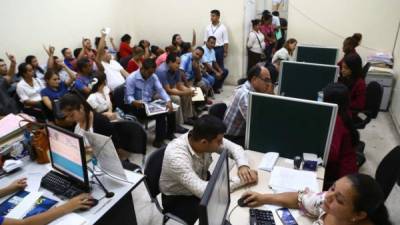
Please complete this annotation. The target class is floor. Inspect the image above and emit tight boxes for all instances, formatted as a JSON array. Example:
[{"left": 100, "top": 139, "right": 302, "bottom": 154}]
[{"left": 128, "top": 85, "right": 400, "bottom": 225}]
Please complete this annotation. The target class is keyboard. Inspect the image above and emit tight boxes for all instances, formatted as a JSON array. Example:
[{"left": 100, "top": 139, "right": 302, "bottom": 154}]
[
  {"left": 41, "top": 171, "right": 85, "bottom": 199},
  {"left": 250, "top": 209, "right": 276, "bottom": 225}
]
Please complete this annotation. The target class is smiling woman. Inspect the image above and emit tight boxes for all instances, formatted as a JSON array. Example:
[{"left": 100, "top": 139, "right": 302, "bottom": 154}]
[{"left": 240, "top": 173, "right": 392, "bottom": 225}]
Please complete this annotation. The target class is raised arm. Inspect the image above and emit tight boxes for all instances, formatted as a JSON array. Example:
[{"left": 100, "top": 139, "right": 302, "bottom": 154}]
[
  {"left": 61, "top": 62, "right": 76, "bottom": 86},
  {"left": 192, "top": 29, "right": 197, "bottom": 47},
  {"left": 109, "top": 37, "right": 118, "bottom": 52},
  {"left": 5, "top": 52, "right": 16, "bottom": 84},
  {"left": 44, "top": 45, "right": 55, "bottom": 69},
  {"left": 94, "top": 30, "right": 107, "bottom": 73}
]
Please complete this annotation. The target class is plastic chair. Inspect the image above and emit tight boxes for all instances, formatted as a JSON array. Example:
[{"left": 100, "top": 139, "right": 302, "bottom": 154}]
[{"left": 375, "top": 146, "right": 400, "bottom": 201}]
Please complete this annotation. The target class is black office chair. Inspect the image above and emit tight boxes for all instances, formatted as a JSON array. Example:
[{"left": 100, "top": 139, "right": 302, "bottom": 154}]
[
  {"left": 361, "top": 62, "right": 371, "bottom": 80},
  {"left": 143, "top": 147, "right": 188, "bottom": 225},
  {"left": 354, "top": 81, "right": 383, "bottom": 129},
  {"left": 237, "top": 78, "right": 247, "bottom": 85},
  {"left": 375, "top": 146, "right": 400, "bottom": 201},
  {"left": 208, "top": 103, "right": 227, "bottom": 121}
]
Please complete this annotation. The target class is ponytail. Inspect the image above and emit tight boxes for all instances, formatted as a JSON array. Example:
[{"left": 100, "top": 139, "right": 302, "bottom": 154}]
[{"left": 369, "top": 204, "right": 392, "bottom": 225}]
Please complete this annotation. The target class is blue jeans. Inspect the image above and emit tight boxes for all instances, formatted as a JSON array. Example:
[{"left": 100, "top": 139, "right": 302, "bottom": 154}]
[
  {"left": 202, "top": 73, "right": 215, "bottom": 87},
  {"left": 210, "top": 68, "right": 229, "bottom": 91},
  {"left": 214, "top": 46, "right": 225, "bottom": 69}
]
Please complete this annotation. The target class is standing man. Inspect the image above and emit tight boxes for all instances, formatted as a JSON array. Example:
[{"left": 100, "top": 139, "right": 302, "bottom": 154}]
[{"left": 204, "top": 9, "right": 229, "bottom": 70}]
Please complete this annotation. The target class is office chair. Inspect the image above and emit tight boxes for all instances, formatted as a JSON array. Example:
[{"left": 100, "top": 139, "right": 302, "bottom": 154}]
[
  {"left": 375, "top": 145, "right": 400, "bottom": 201},
  {"left": 361, "top": 62, "right": 371, "bottom": 80},
  {"left": 208, "top": 103, "right": 227, "bottom": 121},
  {"left": 143, "top": 147, "right": 188, "bottom": 225},
  {"left": 354, "top": 81, "right": 383, "bottom": 129}
]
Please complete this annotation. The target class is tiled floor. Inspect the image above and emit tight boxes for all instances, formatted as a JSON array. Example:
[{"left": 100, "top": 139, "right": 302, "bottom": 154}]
[{"left": 129, "top": 85, "right": 400, "bottom": 225}]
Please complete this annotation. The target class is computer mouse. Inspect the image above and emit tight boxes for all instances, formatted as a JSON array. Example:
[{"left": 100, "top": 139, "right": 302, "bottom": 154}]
[
  {"left": 237, "top": 197, "right": 248, "bottom": 207},
  {"left": 78, "top": 198, "right": 99, "bottom": 212}
]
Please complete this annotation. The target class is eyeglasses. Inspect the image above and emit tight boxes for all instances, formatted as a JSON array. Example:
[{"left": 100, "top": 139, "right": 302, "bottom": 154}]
[{"left": 257, "top": 76, "right": 272, "bottom": 84}]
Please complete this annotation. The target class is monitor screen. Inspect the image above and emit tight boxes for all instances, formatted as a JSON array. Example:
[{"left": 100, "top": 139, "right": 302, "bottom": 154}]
[
  {"left": 199, "top": 149, "right": 230, "bottom": 225},
  {"left": 47, "top": 125, "right": 88, "bottom": 185},
  {"left": 296, "top": 45, "right": 338, "bottom": 65}
]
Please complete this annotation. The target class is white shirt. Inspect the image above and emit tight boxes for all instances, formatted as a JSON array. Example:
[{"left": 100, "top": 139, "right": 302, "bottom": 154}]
[
  {"left": 247, "top": 30, "right": 266, "bottom": 54},
  {"left": 16, "top": 78, "right": 44, "bottom": 102},
  {"left": 58, "top": 69, "right": 75, "bottom": 82},
  {"left": 204, "top": 23, "right": 229, "bottom": 47},
  {"left": 87, "top": 86, "right": 112, "bottom": 113},
  {"left": 272, "top": 15, "right": 281, "bottom": 27},
  {"left": 159, "top": 133, "right": 249, "bottom": 198},
  {"left": 272, "top": 47, "right": 294, "bottom": 64},
  {"left": 74, "top": 123, "right": 93, "bottom": 148},
  {"left": 101, "top": 60, "right": 125, "bottom": 91}
]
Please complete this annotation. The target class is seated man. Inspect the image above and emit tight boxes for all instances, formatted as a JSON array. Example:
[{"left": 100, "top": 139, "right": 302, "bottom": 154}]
[
  {"left": 224, "top": 65, "right": 274, "bottom": 147},
  {"left": 160, "top": 115, "right": 258, "bottom": 224},
  {"left": 61, "top": 48, "right": 75, "bottom": 70},
  {"left": 125, "top": 58, "right": 176, "bottom": 148},
  {"left": 156, "top": 53, "right": 196, "bottom": 128},
  {"left": 202, "top": 36, "right": 229, "bottom": 93}
]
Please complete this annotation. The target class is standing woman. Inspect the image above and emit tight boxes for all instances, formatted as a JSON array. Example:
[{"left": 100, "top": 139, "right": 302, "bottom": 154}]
[
  {"left": 337, "top": 33, "right": 362, "bottom": 71},
  {"left": 171, "top": 30, "right": 196, "bottom": 56},
  {"left": 247, "top": 19, "right": 265, "bottom": 71},
  {"left": 271, "top": 38, "right": 297, "bottom": 64},
  {"left": 260, "top": 14, "right": 275, "bottom": 63}
]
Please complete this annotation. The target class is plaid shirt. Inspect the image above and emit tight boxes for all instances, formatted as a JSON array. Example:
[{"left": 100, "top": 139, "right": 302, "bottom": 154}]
[{"left": 224, "top": 81, "right": 254, "bottom": 137}]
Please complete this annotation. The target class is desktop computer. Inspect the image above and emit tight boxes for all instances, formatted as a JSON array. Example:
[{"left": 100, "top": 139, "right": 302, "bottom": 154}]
[
  {"left": 41, "top": 124, "right": 90, "bottom": 198},
  {"left": 199, "top": 149, "right": 231, "bottom": 225}
]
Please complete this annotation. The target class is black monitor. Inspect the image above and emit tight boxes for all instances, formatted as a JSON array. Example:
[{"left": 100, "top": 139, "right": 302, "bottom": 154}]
[
  {"left": 199, "top": 149, "right": 230, "bottom": 225},
  {"left": 296, "top": 45, "right": 338, "bottom": 65},
  {"left": 46, "top": 124, "right": 90, "bottom": 192}
]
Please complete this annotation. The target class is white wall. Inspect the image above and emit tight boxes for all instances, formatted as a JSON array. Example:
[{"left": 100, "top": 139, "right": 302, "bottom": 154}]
[
  {"left": 390, "top": 27, "right": 400, "bottom": 132},
  {"left": 0, "top": 0, "right": 132, "bottom": 64},
  {"left": 128, "top": 0, "right": 245, "bottom": 84}
]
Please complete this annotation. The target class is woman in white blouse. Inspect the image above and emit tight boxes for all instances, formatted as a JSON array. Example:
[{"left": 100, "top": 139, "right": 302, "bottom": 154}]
[
  {"left": 16, "top": 62, "right": 46, "bottom": 121},
  {"left": 247, "top": 19, "right": 266, "bottom": 71},
  {"left": 272, "top": 38, "right": 297, "bottom": 64},
  {"left": 86, "top": 73, "right": 117, "bottom": 120}
]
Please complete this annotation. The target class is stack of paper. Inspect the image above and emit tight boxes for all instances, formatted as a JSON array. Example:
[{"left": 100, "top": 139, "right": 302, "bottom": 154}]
[
  {"left": 269, "top": 166, "right": 319, "bottom": 192},
  {"left": 0, "top": 114, "right": 28, "bottom": 142}
]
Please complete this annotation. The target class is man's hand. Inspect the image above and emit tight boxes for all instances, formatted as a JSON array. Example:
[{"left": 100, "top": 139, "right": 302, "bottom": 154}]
[
  {"left": 238, "top": 166, "right": 258, "bottom": 185},
  {"left": 224, "top": 51, "right": 228, "bottom": 58},
  {"left": 132, "top": 100, "right": 144, "bottom": 109},
  {"left": 5, "top": 52, "right": 16, "bottom": 63},
  {"left": 109, "top": 37, "right": 114, "bottom": 43},
  {"left": 7, "top": 178, "right": 27, "bottom": 192},
  {"left": 166, "top": 101, "right": 173, "bottom": 112},
  {"left": 215, "top": 71, "right": 223, "bottom": 80}
]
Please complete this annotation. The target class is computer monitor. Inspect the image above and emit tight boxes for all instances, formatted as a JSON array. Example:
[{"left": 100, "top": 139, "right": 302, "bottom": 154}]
[
  {"left": 295, "top": 45, "right": 339, "bottom": 65},
  {"left": 46, "top": 124, "right": 90, "bottom": 191},
  {"left": 199, "top": 149, "right": 230, "bottom": 225},
  {"left": 246, "top": 93, "right": 338, "bottom": 166}
]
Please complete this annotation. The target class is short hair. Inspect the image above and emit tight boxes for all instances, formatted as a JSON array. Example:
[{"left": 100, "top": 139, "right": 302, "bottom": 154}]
[
  {"left": 191, "top": 115, "right": 226, "bottom": 141},
  {"left": 25, "top": 55, "right": 36, "bottom": 64},
  {"left": 210, "top": 9, "right": 220, "bottom": 16},
  {"left": 150, "top": 45, "right": 160, "bottom": 55},
  {"left": 262, "top": 13, "right": 273, "bottom": 21},
  {"left": 73, "top": 48, "right": 82, "bottom": 58},
  {"left": 195, "top": 46, "right": 205, "bottom": 54},
  {"left": 121, "top": 34, "right": 131, "bottom": 42},
  {"left": 251, "top": 19, "right": 261, "bottom": 26},
  {"left": 142, "top": 58, "right": 156, "bottom": 70},
  {"left": 207, "top": 36, "right": 216, "bottom": 42},
  {"left": 61, "top": 48, "right": 69, "bottom": 56},
  {"left": 17, "top": 63, "right": 30, "bottom": 77},
  {"left": 76, "top": 57, "right": 91, "bottom": 72},
  {"left": 272, "top": 11, "right": 279, "bottom": 16},
  {"left": 166, "top": 53, "right": 179, "bottom": 64},
  {"left": 247, "top": 65, "right": 262, "bottom": 81},
  {"left": 181, "top": 42, "right": 192, "bottom": 54}
]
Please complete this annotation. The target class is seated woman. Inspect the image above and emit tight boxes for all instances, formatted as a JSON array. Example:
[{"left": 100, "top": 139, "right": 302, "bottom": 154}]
[
  {"left": 126, "top": 47, "right": 144, "bottom": 73},
  {"left": 271, "top": 38, "right": 297, "bottom": 64},
  {"left": 338, "top": 53, "right": 366, "bottom": 117},
  {"left": 16, "top": 63, "right": 46, "bottom": 122},
  {"left": 86, "top": 73, "right": 117, "bottom": 120},
  {"left": 171, "top": 31, "right": 196, "bottom": 56},
  {"left": 25, "top": 55, "right": 46, "bottom": 83},
  {"left": 0, "top": 178, "right": 93, "bottom": 225},
  {"left": 119, "top": 34, "right": 133, "bottom": 59},
  {"left": 241, "top": 173, "right": 392, "bottom": 225},
  {"left": 323, "top": 83, "right": 359, "bottom": 188}
]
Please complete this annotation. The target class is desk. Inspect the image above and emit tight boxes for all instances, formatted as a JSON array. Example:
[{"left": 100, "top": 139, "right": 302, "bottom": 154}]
[
  {"left": 0, "top": 157, "right": 145, "bottom": 225},
  {"left": 227, "top": 150, "right": 324, "bottom": 225}
]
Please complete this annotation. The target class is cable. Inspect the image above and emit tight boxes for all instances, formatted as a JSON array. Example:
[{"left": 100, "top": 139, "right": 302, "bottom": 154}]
[{"left": 227, "top": 204, "right": 239, "bottom": 222}]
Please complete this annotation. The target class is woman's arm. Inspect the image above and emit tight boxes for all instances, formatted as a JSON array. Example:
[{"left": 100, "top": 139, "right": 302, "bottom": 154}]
[
  {"left": 42, "top": 96, "right": 52, "bottom": 111},
  {"left": 241, "top": 191, "right": 299, "bottom": 208}
]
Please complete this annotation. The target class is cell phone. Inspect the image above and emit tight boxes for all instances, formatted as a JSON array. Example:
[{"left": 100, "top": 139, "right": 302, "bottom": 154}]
[{"left": 276, "top": 208, "right": 298, "bottom": 225}]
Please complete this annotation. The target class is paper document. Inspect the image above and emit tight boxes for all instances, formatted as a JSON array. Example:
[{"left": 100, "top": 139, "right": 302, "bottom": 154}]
[
  {"left": 6, "top": 191, "right": 42, "bottom": 219},
  {"left": 0, "top": 114, "right": 28, "bottom": 141},
  {"left": 49, "top": 213, "right": 88, "bottom": 225},
  {"left": 144, "top": 100, "right": 179, "bottom": 116},
  {"left": 191, "top": 87, "right": 205, "bottom": 102},
  {"left": 26, "top": 172, "right": 44, "bottom": 192},
  {"left": 269, "top": 166, "right": 319, "bottom": 192}
]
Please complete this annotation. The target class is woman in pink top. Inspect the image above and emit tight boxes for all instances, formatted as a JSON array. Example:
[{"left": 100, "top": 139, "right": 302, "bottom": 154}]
[
  {"left": 260, "top": 13, "right": 275, "bottom": 62},
  {"left": 155, "top": 45, "right": 178, "bottom": 67}
]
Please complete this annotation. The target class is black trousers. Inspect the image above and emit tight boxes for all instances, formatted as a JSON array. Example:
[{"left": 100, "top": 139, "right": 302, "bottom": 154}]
[
  {"left": 162, "top": 194, "right": 200, "bottom": 225},
  {"left": 247, "top": 50, "right": 262, "bottom": 72}
]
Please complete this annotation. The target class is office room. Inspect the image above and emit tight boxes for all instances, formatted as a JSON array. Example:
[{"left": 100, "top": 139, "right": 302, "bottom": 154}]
[{"left": 0, "top": 0, "right": 399, "bottom": 224}]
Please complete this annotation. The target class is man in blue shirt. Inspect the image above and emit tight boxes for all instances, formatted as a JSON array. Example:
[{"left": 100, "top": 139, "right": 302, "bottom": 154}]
[
  {"left": 157, "top": 53, "right": 196, "bottom": 127},
  {"left": 202, "top": 36, "right": 229, "bottom": 94},
  {"left": 125, "top": 58, "right": 176, "bottom": 147}
]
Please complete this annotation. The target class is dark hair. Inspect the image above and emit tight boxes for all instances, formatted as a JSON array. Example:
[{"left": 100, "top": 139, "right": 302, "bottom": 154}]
[
  {"left": 251, "top": 19, "right": 261, "bottom": 27},
  {"left": 262, "top": 13, "right": 273, "bottom": 22},
  {"left": 272, "top": 11, "right": 279, "bottom": 16},
  {"left": 247, "top": 65, "right": 262, "bottom": 81},
  {"left": 181, "top": 42, "right": 192, "bottom": 54},
  {"left": 262, "top": 10, "right": 271, "bottom": 17},
  {"left": 352, "top": 33, "right": 362, "bottom": 47},
  {"left": 172, "top": 34, "right": 181, "bottom": 46},
  {"left": 25, "top": 55, "right": 44, "bottom": 74},
  {"left": 165, "top": 45, "right": 178, "bottom": 53},
  {"left": 59, "top": 93, "right": 92, "bottom": 130},
  {"left": 74, "top": 48, "right": 82, "bottom": 58},
  {"left": 346, "top": 174, "right": 392, "bottom": 225},
  {"left": 138, "top": 40, "right": 149, "bottom": 49},
  {"left": 90, "top": 73, "right": 106, "bottom": 93},
  {"left": 17, "top": 63, "right": 31, "bottom": 78},
  {"left": 142, "top": 58, "right": 156, "bottom": 70},
  {"left": 150, "top": 45, "right": 160, "bottom": 55},
  {"left": 121, "top": 34, "right": 131, "bottom": 43},
  {"left": 94, "top": 37, "right": 101, "bottom": 49},
  {"left": 76, "top": 57, "right": 91, "bottom": 72},
  {"left": 191, "top": 115, "right": 226, "bottom": 141},
  {"left": 195, "top": 46, "right": 205, "bottom": 54},
  {"left": 61, "top": 48, "right": 69, "bottom": 56},
  {"left": 343, "top": 37, "right": 358, "bottom": 54},
  {"left": 166, "top": 53, "right": 179, "bottom": 64},
  {"left": 210, "top": 9, "right": 220, "bottom": 16},
  {"left": 207, "top": 36, "right": 216, "bottom": 42},
  {"left": 323, "top": 83, "right": 359, "bottom": 146},
  {"left": 341, "top": 53, "right": 363, "bottom": 89},
  {"left": 44, "top": 69, "right": 58, "bottom": 82},
  {"left": 283, "top": 38, "right": 298, "bottom": 55}
]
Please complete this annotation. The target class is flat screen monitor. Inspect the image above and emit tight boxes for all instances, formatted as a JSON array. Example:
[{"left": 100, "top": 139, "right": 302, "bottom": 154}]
[
  {"left": 46, "top": 124, "right": 89, "bottom": 191},
  {"left": 246, "top": 93, "right": 338, "bottom": 166},
  {"left": 199, "top": 149, "right": 230, "bottom": 225},
  {"left": 295, "top": 45, "right": 338, "bottom": 65}
]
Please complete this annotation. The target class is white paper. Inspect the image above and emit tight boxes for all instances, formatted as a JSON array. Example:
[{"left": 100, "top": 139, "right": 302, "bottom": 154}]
[
  {"left": 26, "top": 172, "right": 43, "bottom": 192},
  {"left": 49, "top": 213, "right": 88, "bottom": 225},
  {"left": 303, "top": 153, "right": 318, "bottom": 161},
  {"left": 6, "top": 191, "right": 42, "bottom": 219},
  {"left": 191, "top": 87, "right": 205, "bottom": 101},
  {"left": 269, "top": 166, "right": 319, "bottom": 193}
]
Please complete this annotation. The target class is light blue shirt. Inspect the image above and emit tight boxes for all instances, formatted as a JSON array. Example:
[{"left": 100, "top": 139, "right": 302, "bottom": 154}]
[
  {"left": 124, "top": 70, "right": 170, "bottom": 104},
  {"left": 202, "top": 45, "right": 216, "bottom": 66},
  {"left": 180, "top": 52, "right": 194, "bottom": 80}
]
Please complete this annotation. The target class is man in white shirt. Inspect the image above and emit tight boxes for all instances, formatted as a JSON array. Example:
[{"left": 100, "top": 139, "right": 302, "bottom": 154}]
[
  {"left": 160, "top": 115, "right": 258, "bottom": 224},
  {"left": 101, "top": 47, "right": 129, "bottom": 92},
  {"left": 204, "top": 9, "right": 229, "bottom": 69}
]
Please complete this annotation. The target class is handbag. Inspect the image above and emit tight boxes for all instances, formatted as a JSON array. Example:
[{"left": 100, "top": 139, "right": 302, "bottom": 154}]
[
  {"left": 252, "top": 31, "right": 267, "bottom": 60},
  {"left": 20, "top": 119, "right": 50, "bottom": 164}
]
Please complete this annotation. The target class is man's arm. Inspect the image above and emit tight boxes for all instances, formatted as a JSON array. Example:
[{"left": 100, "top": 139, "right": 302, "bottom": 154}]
[
  {"left": 222, "top": 25, "right": 229, "bottom": 57},
  {"left": 120, "top": 69, "right": 130, "bottom": 78},
  {"left": 44, "top": 45, "right": 55, "bottom": 69},
  {"left": 95, "top": 30, "right": 107, "bottom": 73},
  {"left": 5, "top": 53, "right": 16, "bottom": 84},
  {"left": 192, "top": 29, "right": 197, "bottom": 47}
]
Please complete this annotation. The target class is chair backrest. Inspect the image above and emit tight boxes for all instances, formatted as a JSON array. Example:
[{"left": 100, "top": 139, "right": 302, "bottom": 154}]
[
  {"left": 112, "top": 120, "right": 147, "bottom": 155},
  {"left": 208, "top": 103, "right": 227, "bottom": 121},
  {"left": 375, "top": 146, "right": 400, "bottom": 201},
  {"left": 361, "top": 62, "right": 371, "bottom": 79},
  {"left": 144, "top": 146, "right": 166, "bottom": 198},
  {"left": 365, "top": 81, "right": 383, "bottom": 118},
  {"left": 111, "top": 84, "right": 126, "bottom": 111}
]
